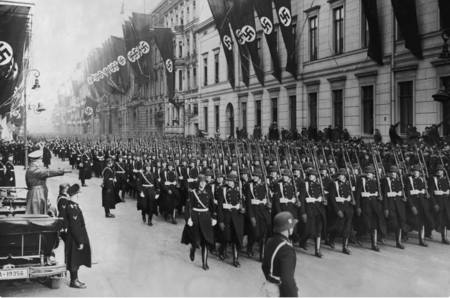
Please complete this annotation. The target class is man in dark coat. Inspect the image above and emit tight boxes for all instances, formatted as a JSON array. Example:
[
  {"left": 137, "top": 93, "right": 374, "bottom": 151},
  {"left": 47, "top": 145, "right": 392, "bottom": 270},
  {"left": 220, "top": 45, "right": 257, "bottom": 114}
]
[
  {"left": 43, "top": 145, "right": 51, "bottom": 168},
  {"left": 78, "top": 148, "right": 92, "bottom": 187},
  {"left": 4, "top": 153, "right": 15, "bottom": 187},
  {"left": 160, "top": 162, "right": 181, "bottom": 224},
  {"left": 261, "top": 212, "right": 298, "bottom": 297},
  {"left": 102, "top": 158, "right": 121, "bottom": 218},
  {"left": 137, "top": 163, "right": 160, "bottom": 226},
  {"left": 389, "top": 121, "right": 402, "bottom": 145},
  {"left": 57, "top": 183, "right": 91, "bottom": 289},
  {"left": 181, "top": 174, "right": 216, "bottom": 270}
]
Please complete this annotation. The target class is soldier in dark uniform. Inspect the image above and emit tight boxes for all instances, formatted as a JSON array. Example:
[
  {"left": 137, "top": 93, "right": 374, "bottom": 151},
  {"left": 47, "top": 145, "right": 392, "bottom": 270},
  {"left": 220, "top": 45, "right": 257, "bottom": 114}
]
[
  {"left": 4, "top": 153, "right": 15, "bottom": 187},
  {"left": 405, "top": 164, "right": 437, "bottom": 247},
  {"left": 181, "top": 174, "right": 216, "bottom": 270},
  {"left": 354, "top": 166, "right": 387, "bottom": 252},
  {"left": 327, "top": 168, "right": 355, "bottom": 255},
  {"left": 137, "top": 163, "right": 160, "bottom": 226},
  {"left": 102, "top": 158, "right": 120, "bottom": 218},
  {"left": 0, "top": 153, "right": 5, "bottom": 187},
  {"left": 246, "top": 168, "right": 272, "bottom": 261},
  {"left": 57, "top": 183, "right": 91, "bottom": 289},
  {"left": 429, "top": 164, "right": 450, "bottom": 244},
  {"left": 78, "top": 148, "right": 92, "bottom": 187},
  {"left": 161, "top": 162, "right": 180, "bottom": 224},
  {"left": 382, "top": 165, "right": 410, "bottom": 249},
  {"left": 115, "top": 155, "right": 129, "bottom": 201},
  {"left": 43, "top": 145, "right": 51, "bottom": 168},
  {"left": 261, "top": 212, "right": 298, "bottom": 297},
  {"left": 298, "top": 169, "right": 327, "bottom": 258},
  {"left": 217, "top": 174, "right": 245, "bottom": 267}
]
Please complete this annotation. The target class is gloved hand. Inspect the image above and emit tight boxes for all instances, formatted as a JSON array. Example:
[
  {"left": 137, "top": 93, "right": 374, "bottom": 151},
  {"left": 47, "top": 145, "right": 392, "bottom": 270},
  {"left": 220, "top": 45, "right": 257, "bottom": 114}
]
[
  {"left": 384, "top": 210, "right": 389, "bottom": 218},
  {"left": 250, "top": 217, "right": 256, "bottom": 227},
  {"left": 155, "top": 195, "right": 160, "bottom": 199},
  {"left": 107, "top": 189, "right": 111, "bottom": 194},
  {"left": 140, "top": 192, "right": 145, "bottom": 198},
  {"left": 356, "top": 208, "right": 361, "bottom": 216},
  {"left": 411, "top": 207, "right": 418, "bottom": 215},
  {"left": 219, "top": 222, "right": 225, "bottom": 231},
  {"left": 239, "top": 208, "right": 246, "bottom": 215},
  {"left": 78, "top": 244, "right": 84, "bottom": 250},
  {"left": 301, "top": 214, "right": 307, "bottom": 223},
  {"left": 211, "top": 219, "right": 217, "bottom": 226},
  {"left": 337, "top": 211, "right": 344, "bottom": 218},
  {"left": 168, "top": 190, "right": 172, "bottom": 195},
  {"left": 322, "top": 200, "right": 328, "bottom": 206},
  {"left": 434, "top": 204, "right": 440, "bottom": 212},
  {"left": 187, "top": 217, "right": 193, "bottom": 227}
]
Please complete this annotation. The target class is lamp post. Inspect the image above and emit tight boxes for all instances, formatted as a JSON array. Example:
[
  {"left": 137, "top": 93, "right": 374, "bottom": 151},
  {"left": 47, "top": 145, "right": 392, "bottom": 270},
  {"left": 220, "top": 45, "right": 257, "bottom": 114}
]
[{"left": 23, "top": 69, "right": 41, "bottom": 169}]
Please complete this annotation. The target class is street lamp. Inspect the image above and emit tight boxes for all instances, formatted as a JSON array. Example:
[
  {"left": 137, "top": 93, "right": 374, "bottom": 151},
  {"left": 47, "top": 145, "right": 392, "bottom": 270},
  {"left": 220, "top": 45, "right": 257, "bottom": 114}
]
[
  {"left": 438, "top": 29, "right": 450, "bottom": 59},
  {"left": 23, "top": 69, "right": 41, "bottom": 169}
]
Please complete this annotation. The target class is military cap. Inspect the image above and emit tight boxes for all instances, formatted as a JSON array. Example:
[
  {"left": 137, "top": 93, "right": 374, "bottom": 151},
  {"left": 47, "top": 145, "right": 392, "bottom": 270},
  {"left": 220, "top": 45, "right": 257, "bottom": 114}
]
[
  {"left": 281, "top": 169, "right": 292, "bottom": 176},
  {"left": 216, "top": 171, "right": 224, "bottom": 178},
  {"left": 204, "top": 169, "right": 213, "bottom": 176},
  {"left": 59, "top": 183, "right": 70, "bottom": 192},
  {"left": 198, "top": 174, "right": 206, "bottom": 182},
  {"left": 68, "top": 184, "right": 81, "bottom": 196},
  {"left": 253, "top": 168, "right": 263, "bottom": 178},
  {"left": 189, "top": 158, "right": 196, "bottom": 164},
  {"left": 28, "top": 150, "right": 42, "bottom": 160},
  {"left": 411, "top": 164, "right": 421, "bottom": 172},
  {"left": 308, "top": 169, "right": 318, "bottom": 176},
  {"left": 144, "top": 162, "right": 151, "bottom": 167},
  {"left": 230, "top": 165, "right": 238, "bottom": 171},
  {"left": 7, "top": 152, "right": 13, "bottom": 158},
  {"left": 240, "top": 168, "right": 249, "bottom": 174},
  {"left": 292, "top": 164, "right": 302, "bottom": 171},
  {"left": 167, "top": 161, "right": 174, "bottom": 167},
  {"left": 319, "top": 164, "right": 329, "bottom": 171},
  {"left": 226, "top": 173, "right": 237, "bottom": 181},
  {"left": 338, "top": 168, "right": 348, "bottom": 176},
  {"left": 304, "top": 162, "right": 314, "bottom": 169},
  {"left": 389, "top": 165, "right": 398, "bottom": 172},
  {"left": 436, "top": 164, "right": 445, "bottom": 171},
  {"left": 280, "top": 164, "right": 288, "bottom": 170},
  {"left": 273, "top": 211, "right": 298, "bottom": 233},
  {"left": 269, "top": 165, "right": 278, "bottom": 173},
  {"left": 352, "top": 163, "right": 360, "bottom": 169},
  {"left": 365, "top": 166, "right": 375, "bottom": 173}
]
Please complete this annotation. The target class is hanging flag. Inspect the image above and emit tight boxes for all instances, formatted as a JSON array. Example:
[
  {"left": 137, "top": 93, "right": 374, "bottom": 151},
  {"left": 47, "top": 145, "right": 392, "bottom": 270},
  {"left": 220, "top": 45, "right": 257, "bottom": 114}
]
[
  {"left": 237, "top": 0, "right": 264, "bottom": 87},
  {"left": 0, "top": 5, "right": 31, "bottom": 113},
  {"left": 273, "top": 0, "right": 297, "bottom": 79},
  {"left": 11, "top": 105, "right": 23, "bottom": 126},
  {"left": 131, "top": 12, "right": 154, "bottom": 82},
  {"left": 252, "top": 0, "right": 282, "bottom": 83},
  {"left": 227, "top": 0, "right": 250, "bottom": 87},
  {"left": 84, "top": 96, "right": 99, "bottom": 121},
  {"left": 153, "top": 28, "right": 177, "bottom": 107},
  {"left": 361, "top": 0, "right": 383, "bottom": 65},
  {"left": 123, "top": 20, "right": 145, "bottom": 84},
  {"left": 439, "top": 0, "right": 450, "bottom": 30},
  {"left": 207, "top": 0, "right": 235, "bottom": 90},
  {"left": 391, "top": 0, "right": 422, "bottom": 59},
  {"left": 111, "top": 36, "right": 129, "bottom": 90}
]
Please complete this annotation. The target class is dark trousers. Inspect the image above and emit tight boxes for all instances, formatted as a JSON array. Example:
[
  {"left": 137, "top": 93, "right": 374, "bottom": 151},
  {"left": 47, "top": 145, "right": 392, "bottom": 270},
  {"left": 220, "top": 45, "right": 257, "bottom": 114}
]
[
  {"left": 70, "top": 270, "right": 78, "bottom": 281},
  {"left": 104, "top": 207, "right": 110, "bottom": 215}
]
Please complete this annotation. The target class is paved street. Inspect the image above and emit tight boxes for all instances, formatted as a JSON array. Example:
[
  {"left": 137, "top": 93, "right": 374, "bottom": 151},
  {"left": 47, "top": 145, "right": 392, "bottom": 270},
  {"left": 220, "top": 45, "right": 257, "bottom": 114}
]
[{"left": 1, "top": 155, "right": 450, "bottom": 297}]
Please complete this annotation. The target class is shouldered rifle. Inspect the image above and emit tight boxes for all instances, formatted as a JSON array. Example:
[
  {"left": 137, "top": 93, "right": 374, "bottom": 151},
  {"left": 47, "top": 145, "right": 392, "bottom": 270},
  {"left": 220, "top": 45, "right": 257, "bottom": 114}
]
[
  {"left": 341, "top": 144, "right": 356, "bottom": 206},
  {"left": 284, "top": 145, "right": 301, "bottom": 208},
  {"left": 257, "top": 143, "right": 272, "bottom": 210},
  {"left": 415, "top": 144, "right": 430, "bottom": 198}
]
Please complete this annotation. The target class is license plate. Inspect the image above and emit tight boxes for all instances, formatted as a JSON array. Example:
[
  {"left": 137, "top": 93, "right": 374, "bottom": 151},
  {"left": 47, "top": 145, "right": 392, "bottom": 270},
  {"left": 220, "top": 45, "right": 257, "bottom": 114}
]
[{"left": 0, "top": 268, "right": 29, "bottom": 280}]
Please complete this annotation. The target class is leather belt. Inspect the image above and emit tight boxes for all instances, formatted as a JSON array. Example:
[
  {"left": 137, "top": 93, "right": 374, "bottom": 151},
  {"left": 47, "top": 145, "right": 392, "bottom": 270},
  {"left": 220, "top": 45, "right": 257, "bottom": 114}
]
[
  {"left": 187, "top": 178, "right": 197, "bottom": 183},
  {"left": 116, "top": 171, "right": 125, "bottom": 174},
  {"left": 435, "top": 190, "right": 450, "bottom": 195},
  {"left": 335, "top": 197, "right": 351, "bottom": 203},
  {"left": 305, "top": 197, "right": 322, "bottom": 203},
  {"left": 252, "top": 199, "right": 267, "bottom": 205},
  {"left": 193, "top": 207, "right": 208, "bottom": 212},
  {"left": 279, "top": 198, "right": 296, "bottom": 204},
  {"left": 165, "top": 182, "right": 177, "bottom": 186},
  {"left": 143, "top": 184, "right": 154, "bottom": 188},
  {"left": 361, "top": 192, "right": 378, "bottom": 197},
  {"left": 223, "top": 203, "right": 240, "bottom": 210},
  {"left": 387, "top": 191, "right": 402, "bottom": 197},
  {"left": 410, "top": 190, "right": 425, "bottom": 195}
]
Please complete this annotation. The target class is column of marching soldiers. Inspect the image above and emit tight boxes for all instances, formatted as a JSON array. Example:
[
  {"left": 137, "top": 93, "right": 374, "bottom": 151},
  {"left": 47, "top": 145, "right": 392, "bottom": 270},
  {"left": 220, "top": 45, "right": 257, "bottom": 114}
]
[{"left": 46, "top": 136, "right": 450, "bottom": 270}]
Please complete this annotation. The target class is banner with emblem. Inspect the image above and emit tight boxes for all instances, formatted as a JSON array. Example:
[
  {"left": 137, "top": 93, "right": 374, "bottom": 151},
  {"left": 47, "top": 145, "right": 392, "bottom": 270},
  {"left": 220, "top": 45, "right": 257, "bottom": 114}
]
[
  {"left": 227, "top": 0, "right": 250, "bottom": 87},
  {"left": 153, "top": 28, "right": 177, "bottom": 108},
  {"left": 391, "top": 0, "right": 422, "bottom": 59},
  {"left": 237, "top": 0, "right": 264, "bottom": 87},
  {"left": 131, "top": 12, "right": 154, "bottom": 82},
  {"left": 361, "top": 0, "right": 383, "bottom": 65},
  {"left": 111, "top": 36, "right": 129, "bottom": 90},
  {"left": 123, "top": 20, "right": 146, "bottom": 85},
  {"left": 0, "top": 4, "right": 31, "bottom": 114},
  {"left": 207, "top": 0, "right": 235, "bottom": 90},
  {"left": 273, "top": 0, "right": 297, "bottom": 79},
  {"left": 11, "top": 105, "right": 23, "bottom": 126},
  {"left": 253, "top": 0, "right": 282, "bottom": 83},
  {"left": 84, "top": 96, "right": 99, "bottom": 121}
]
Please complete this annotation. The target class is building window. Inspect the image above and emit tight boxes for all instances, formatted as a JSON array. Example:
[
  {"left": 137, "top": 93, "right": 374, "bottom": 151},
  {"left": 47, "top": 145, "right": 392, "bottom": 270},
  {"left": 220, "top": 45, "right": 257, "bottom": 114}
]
[
  {"left": 204, "top": 106, "right": 208, "bottom": 132},
  {"left": 193, "top": 67, "right": 197, "bottom": 88},
  {"left": 187, "top": 7, "right": 190, "bottom": 23},
  {"left": 179, "top": 70, "right": 183, "bottom": 91},
  {"left": 214, "top": 53, "right": 219, "bottom": 83},
  {"left": 194, "top": 103, "right": 198, "bottom": 115},
  {"left": 309, "top": 16, "right": 318, "bottom": 61},
  {"left": 333, "top": 90, "right": 343, "bottom": 127},
  {"left": 146, "top": 109, "right": 149, "bottom": 125},
  {"left": 179, "top": 41, "right": 183, "bottom": 58},
  {"left": 203, "top": 57, "right": 208, "bottom": 86},
  {"left": 361, "top": 4, "right": 369, "bottom": 48},
  {"left": 333, "top": 6, "right": 344, "bottom": 55},
  {"left": 271, "top": 98, "right": 278, "bottom": 124},
  {"left": 396, "top": 21, "right": 404, "bottom": 41},
  {"left": 187, "top": 69, "right": 190, "bottom": 89},
  {"left": 309, "top": 93, "right": 318, "bottom": 127},
  {"left": 215, "top": 105, "right": 219, "bottom": 132},
  {"left": 256, "top": 100, "right": 262, "bottom": 127},
  {"left": 242, "top": 102, "right": 247, "bottom": 128},
  {"left": 289, "top": 96, "right": 296, "bottom": 129},
  {"left": 187, "top": 38, "right": 190, "bottom": 53},
  {"left": 362, "top": 86, "right": 374, "bottom": 134},
  {"left": 257, "top": 36, "right": 262, "bottom": 66},
  {"left": 399, "top": 81, "right": 413, "bottom": 133}
]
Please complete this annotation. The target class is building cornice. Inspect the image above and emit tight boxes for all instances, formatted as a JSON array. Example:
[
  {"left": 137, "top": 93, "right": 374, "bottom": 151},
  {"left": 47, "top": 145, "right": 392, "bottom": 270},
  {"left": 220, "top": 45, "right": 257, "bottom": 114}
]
[
  {"left": 354, "top": 70, "right": 378, "bottom": 78},
  {"left": 195, "top": 17, "right": 215, "bottom": 33},
  {"left": 392, "top": 63, "right": 419, "bottom": 73}
]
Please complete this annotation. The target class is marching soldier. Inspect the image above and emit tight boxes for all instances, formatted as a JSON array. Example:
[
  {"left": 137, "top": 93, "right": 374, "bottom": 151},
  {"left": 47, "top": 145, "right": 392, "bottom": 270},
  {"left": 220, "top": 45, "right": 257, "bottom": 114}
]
[
  {"left": 115, "top": 155, "right": 129, "bottom": 201},
  {"left": 327, "top": 168, "right": 355, "bottom": 255},
  {"left": 181, "top": 174, "right": 216, "bottom": 270},
  {"left": 137, "top": 163, "right": 160, "bottom": 226},
  {"left": 102, "top": 158, "right": 121, "bottom": 218},
  {"left": 429, "top": 164, "right": 450, "bottom": 244},
  {"left": 0, "top": 153, "right": 5, "bottom": 187},
  {"left": 161, "top": 162, "right": 180, "bottom": 224}
]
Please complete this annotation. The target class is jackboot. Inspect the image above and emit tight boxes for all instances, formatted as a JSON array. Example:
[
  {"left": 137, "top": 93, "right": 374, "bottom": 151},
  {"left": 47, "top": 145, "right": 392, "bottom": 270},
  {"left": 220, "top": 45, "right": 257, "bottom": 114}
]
[
  {"left": 219, "top": 243, "right": 226, "bottom": 260},
  {"left": 190, "top": 246, "right": 196, "bottom": 262},
  {"left": 419, "top": 226, "right": 428, "bottom": 247},
  {"left": 371, "top": 230, "right": 380, "bottom": 252},
  {"left": 233, "top": 244, "right": 240, "bottom": 268},
  {"left": 342, "top": 238, "right": 352, "bottom": 255},
  {"left": 314, "top": 237, "right": 323, "bottom": 258},
  {"left": 142, "top": 213, "right": 146, "bottom": 223},
  {"left": 201, "top": 246, "right": 209, "bottom": 270},
  {"left": 442, "top": 227, "right": 450, "bottom": 245},
  {"left": 259, "top": 241, "right": 265, "bottom": 263},
  {"left": 325, "top": 236, "right": 335, "bottom": 249}
]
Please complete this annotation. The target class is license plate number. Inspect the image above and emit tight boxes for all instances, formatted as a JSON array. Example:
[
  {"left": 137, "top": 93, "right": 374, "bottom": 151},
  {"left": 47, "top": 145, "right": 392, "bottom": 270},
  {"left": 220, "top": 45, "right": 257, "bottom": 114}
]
[{"left": 0, "top": 268, "right": 29, "bottom": 280}]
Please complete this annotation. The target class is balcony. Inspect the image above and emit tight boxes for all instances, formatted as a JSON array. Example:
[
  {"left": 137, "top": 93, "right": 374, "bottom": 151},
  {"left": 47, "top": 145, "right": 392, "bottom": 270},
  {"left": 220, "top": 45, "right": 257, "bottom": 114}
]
[{"left": 174, "top": 25, "right": 184, "bottom": 33}]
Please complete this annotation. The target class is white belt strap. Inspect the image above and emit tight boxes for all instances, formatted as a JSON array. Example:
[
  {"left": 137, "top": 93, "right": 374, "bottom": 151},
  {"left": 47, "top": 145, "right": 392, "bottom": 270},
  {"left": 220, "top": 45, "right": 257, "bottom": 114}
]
[
  {"left": 335, "top": 197, "right": 351, "bottom": 203},
  {"left": 223, "top": 203, "right": 240, "bottom": 210},
  {"left": 280, "top": 198, "right": 296, "bottom": 204},
  {"left": 410, "top": 189, "right": 425, "bottom": 195},
  {"left": 435, "top": 190, "right": 450, "bottom": 195},
  {"left": 387, "top": 191, "right": 402, "bottom": 197},
  {"left": 187, "top": 178, "right": 196, "bottom": 183},
  {"left": 193, "top": 207, "right": 208, "bottom": 212},
  {"left": 361, "top": 192, "right": 378, "bottom": 197},
  {"left": 251, "top": 199, "right": 267, "bottom": 205},
  {"left": 306, "top": 196, "right": 323, "bottom": 203},
  {"left": 165, "top": 182, "right": 177, "bottom": 186},
  {"left": 269, "top": 241, "right": 288, "bottom": 282}
]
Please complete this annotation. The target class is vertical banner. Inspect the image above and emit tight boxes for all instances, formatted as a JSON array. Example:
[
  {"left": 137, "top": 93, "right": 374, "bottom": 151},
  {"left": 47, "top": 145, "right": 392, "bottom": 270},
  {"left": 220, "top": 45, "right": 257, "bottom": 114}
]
[
  {"left": 252, "top": 0, "right": 282, "bottom": 83},
  {"left": 361, "top": 0, "right": 383, "bottom": 65},
  {"left": 391, "top": 0, "right": 423, "bottom": 59},
  {"left": 207, "top": 0, "right": 235, "bottom": 90},
  {"left": 131, "top": 12, "right": 154, "bottom": 82},
  {"left": 273, "top": 0, "right": 297, "bottom": 79},
  {"left": 153, "top": 28, "right": 177, "bottom": 107}
]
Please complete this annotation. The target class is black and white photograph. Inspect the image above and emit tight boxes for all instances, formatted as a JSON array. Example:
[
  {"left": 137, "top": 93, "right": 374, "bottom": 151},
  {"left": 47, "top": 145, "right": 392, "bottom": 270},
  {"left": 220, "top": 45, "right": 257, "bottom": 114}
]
[{"left": 0, "top": 0, "right": 450, "bottom": 296}]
